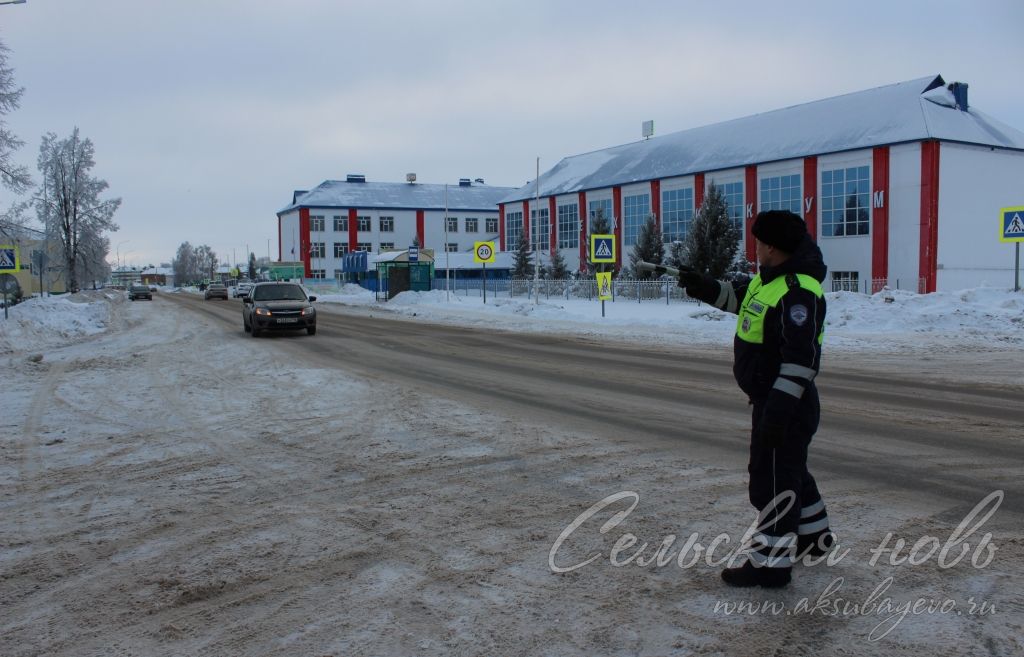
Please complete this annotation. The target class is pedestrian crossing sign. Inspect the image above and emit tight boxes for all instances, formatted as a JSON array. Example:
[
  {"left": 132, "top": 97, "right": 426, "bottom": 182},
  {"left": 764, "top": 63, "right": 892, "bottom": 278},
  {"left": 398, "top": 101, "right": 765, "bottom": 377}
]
[
  {"left": 0, "top": 245, "right": 19, "bottom": 274},
  {"left": 590, "top": 234, "right": 616, "bottom": 263},
  {"left": 1000, "top": 206, "right": 1024, "bottom": 243}
]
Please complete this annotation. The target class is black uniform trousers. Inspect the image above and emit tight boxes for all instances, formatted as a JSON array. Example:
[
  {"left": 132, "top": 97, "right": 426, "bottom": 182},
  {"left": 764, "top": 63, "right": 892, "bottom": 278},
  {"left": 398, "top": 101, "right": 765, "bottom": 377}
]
[{"left": 748, "top": 385, "right": 826, "bottom": 566}]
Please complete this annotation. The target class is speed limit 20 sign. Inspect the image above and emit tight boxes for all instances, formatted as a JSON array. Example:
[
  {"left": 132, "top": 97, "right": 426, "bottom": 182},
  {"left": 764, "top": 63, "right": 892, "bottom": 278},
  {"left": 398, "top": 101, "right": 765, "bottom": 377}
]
[{"left": 474, "top": 241, "right": 496, "bottom": 263}]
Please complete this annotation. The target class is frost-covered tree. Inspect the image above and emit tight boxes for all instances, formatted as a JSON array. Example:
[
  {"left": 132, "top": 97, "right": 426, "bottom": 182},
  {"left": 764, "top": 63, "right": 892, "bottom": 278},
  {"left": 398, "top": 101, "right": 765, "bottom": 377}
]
[
  {"left": 36, "top": 128, "right": 121, "bottom": 292},
  {"left": 77, "top": 227, "right": 110, "bottom": 289},
  {"left": 0, "top": 39, "right": 31, "bottom": 233},
  {"left": 683, "top": 183, "right": 740, "bottom": 279},
  {"left": 512, "top": 229, "right": 533, "bottom": 278},
  {"left": 194, "top": 244, "right": 218, "bottom": 280},
  {"left": 172, "top": 242, "right": 195, "bottom": 285},
  {"left": 627, "top": 214, "right": 664, "bottom": 279},
  {"left": 0, "top": 38, "right": 30, "bottom": 198}
]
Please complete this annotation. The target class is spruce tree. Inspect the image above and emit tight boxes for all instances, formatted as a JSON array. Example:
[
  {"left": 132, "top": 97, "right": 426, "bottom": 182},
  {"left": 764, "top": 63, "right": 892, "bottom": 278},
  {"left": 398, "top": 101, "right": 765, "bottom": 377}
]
[
  {"left": 512, "top": 229, "right": 533, "bottom": 278},
  {"left": 684, "top": 183, "right": 740, "bottom": 279},
  {"left": 628, "top": 214, "right": 664, "bottom": 279},
  {"left": 584, "top": 207, "right": 612, "bottom": 275},
  {"left": 548, "top": 246, "right": 569, "bottom": 279}
]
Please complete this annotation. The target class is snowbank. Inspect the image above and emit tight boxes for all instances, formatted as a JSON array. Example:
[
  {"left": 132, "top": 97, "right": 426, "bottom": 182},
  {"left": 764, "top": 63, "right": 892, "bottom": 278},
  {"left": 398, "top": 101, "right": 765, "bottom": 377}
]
[
  {"left": 0, "top": 292, "right": 121, "bottom": 354},
  {"left": 317, "top": 284, "right": 1024, "bottom": 354}
]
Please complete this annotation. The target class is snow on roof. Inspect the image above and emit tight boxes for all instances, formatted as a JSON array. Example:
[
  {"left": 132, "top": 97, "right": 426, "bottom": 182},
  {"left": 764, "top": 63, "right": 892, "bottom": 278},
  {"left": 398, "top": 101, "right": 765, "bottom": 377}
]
[
  {"left": 141, "top": 267, "right": 174, "bottom": 275},
  {"left": 501, "top": 75, "right": 1024, "bottom": 203},
  {"left": 279, "top": 180, "right": 519, "bottom": 215}
]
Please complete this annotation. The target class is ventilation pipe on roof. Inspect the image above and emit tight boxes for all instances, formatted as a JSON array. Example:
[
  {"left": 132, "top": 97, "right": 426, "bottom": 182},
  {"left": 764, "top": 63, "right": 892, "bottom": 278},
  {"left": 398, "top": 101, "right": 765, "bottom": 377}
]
[
  {"left": 458, "top": 178, "right": 471, "bottom": 187},
  {"left": 948, "top": 82, "right": 969, "bottom": 111},
  {"left": 346, "top": 174, "right": 366, "bottom": 183}
]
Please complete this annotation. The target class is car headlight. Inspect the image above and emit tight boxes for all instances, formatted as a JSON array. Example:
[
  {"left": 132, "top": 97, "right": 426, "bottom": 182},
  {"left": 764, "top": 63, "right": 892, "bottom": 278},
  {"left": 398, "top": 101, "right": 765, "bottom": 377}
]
[
  {"left": 255, "top": 307, "right": 272, "bottom": 316},
  {"left": 301, "top": 307, "right": 315, "bottom": 316}
]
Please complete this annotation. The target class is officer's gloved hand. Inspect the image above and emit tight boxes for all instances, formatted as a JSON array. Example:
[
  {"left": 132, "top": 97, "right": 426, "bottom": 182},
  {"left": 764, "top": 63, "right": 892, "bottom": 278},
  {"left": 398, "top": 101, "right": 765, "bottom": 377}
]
[
  {"left": 759, "top": 416, "right": 787, "bottom": 449},
  {"left": 676, "top": 266, "right": 703, "bottom": 296}
]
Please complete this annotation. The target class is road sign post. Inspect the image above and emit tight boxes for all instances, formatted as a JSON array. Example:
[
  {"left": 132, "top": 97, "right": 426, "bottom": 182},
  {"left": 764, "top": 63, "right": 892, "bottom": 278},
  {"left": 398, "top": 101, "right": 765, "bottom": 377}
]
[
  {"left": 1000, "top": 206, "right": 1024, "bottom": 292},
  {"left": 590, "top": 235, "right": 616, "bottom": 317},
  {"left": 473, "top": 241, "right": 496, "bottom": 304}
]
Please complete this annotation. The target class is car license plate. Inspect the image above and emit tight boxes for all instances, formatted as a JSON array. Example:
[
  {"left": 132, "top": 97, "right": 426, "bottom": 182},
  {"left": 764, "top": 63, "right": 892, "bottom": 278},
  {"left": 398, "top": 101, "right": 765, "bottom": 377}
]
[{"left": 277, "top": 318, "right": 298, "bottom": 324}]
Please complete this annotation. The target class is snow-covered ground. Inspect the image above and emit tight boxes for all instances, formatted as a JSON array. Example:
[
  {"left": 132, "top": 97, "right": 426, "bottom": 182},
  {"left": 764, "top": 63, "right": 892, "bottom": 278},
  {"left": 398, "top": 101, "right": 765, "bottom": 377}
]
[
  {"left": 2, "top": 287, "right": 1022, "bottom": 656},
  {"left": 6, "top": 284, "right": 1024, "bottom": 360}
]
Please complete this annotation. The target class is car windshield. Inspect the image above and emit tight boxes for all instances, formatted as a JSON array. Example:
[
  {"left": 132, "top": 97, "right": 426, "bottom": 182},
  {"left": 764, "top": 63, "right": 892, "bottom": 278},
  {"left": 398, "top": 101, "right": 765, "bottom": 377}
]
[
  {"left": 253, "top": 284, "right": 306, "bottom": 301},
  {"left": 131, "top": 286, "right": 148, "bottom": 292}
]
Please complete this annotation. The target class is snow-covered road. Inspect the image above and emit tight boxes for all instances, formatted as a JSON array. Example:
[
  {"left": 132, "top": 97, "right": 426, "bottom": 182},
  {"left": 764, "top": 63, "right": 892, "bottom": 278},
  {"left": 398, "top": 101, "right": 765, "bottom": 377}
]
[{"left": 1, "top": 290, "right": 1022, "bottom": 656}]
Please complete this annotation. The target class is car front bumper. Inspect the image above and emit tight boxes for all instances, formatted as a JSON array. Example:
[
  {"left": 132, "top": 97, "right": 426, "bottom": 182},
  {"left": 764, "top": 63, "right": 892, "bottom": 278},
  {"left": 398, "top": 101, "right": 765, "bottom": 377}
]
[{"left": 252, "top": 315, "right": 315, "bottom": 331}]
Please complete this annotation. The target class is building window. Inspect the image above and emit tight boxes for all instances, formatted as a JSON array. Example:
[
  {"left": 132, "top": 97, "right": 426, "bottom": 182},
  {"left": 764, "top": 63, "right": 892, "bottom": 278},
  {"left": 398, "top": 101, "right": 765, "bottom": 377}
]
[
  {"left": 310, "top": 242, "right": 325, "bottom": 258},
  {"left": 310, "top": 215, "right": 325, "bottom": 232},
  {"left": 357, "top": 216, "right": 372, "bottom": 232},
  {"left": 333, "top": 269, "right": 343, "bottom": 280},
  {"left": 557, "top": 203, "right": 579, "bottom": 249},
  {"left": 333, "top": 216, "right": 347, "bottom": 231},
  {"left": 379, "top": 242, "right": 395, "bottom": 251},
  {"left": 310, "top": 269, "right": 326, "bottom": 279},
  {"left": 821, "top": 166, "right": 870, "bottom": 237},
  {"left": 831, "top": 270, "right": 859, "bottom": 292},
  {"left": 379, "top": 216, "right": 394, "bottom": 232},
  {"left": 589, "top": 198, "right": 614, "bottom": 232},
  {"left": 486, "top": 217, "right": 498, "bottom": 233},
  {"left": 333, "top": 242, "right": 348, "bottom": 258},
  {"left": 357, "top": 242, "right": 372, "bottom": 252},
  {"left": 714, "top": 181, "right": 745, "bottom": 232},
  {"left": 661, "top": 188, "right": 694, "bottom": 242},
  {"left": 465, "top": 217, "right": 479, "bottom": 233},
  {"left": 760, "top": 174, "right": 802, "bottom": 214},
  {"left": 446, "top": 242, "right": 459, "bottom": 252},
  {"left": 505, "top": 210, "right": 523, "bottom": 250},
  {"left": 623, "top": 193, "right": 650, "bottom": 247},
  {"left": 531, "top": 208, "right": 550, "bottom": 252},
  {"left": 447, "top": 216, "right": 459, "bottom": 232}
]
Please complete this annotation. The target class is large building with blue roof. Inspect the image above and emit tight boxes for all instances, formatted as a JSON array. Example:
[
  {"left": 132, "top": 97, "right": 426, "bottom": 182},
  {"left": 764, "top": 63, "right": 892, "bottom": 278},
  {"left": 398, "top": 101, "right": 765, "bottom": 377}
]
[
  {"left": 277, "top": 175, "right": 516, "bottom": 280},
  {"left": 497, "top": 75, "right": 1024, "bottom": 292}
]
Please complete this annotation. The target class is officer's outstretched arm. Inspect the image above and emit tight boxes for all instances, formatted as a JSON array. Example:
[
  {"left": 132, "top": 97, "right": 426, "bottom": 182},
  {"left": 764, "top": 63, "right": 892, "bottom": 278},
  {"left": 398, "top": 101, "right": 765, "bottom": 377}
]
[{"left": 681, "top": 273, "right": 751, "bottom": 315}]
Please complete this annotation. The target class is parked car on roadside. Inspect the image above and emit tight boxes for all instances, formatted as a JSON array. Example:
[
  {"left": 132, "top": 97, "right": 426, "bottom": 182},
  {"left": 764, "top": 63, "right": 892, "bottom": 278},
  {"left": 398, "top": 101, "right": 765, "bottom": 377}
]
[
  {"left": 242, "top": 282, "right": 317, "bottom": 337},
  {"left": 128, "top": 284, "right": 153, "bottom": 301},
  {"left": 204, "top": 283, "right": 228, "bottom": 300}
]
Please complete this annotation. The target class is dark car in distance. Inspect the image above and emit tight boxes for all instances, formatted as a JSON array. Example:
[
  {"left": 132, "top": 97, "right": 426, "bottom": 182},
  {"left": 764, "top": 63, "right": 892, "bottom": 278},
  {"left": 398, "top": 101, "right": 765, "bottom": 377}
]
[
  {"left": 242, "top": 282, "right": 317, "bottom": 337},
  {"left": 204, "top": 283, "right": 228, "bottom": 300},
  {"left": 128, "top": 284, "right": 152, "bottom": 301}
]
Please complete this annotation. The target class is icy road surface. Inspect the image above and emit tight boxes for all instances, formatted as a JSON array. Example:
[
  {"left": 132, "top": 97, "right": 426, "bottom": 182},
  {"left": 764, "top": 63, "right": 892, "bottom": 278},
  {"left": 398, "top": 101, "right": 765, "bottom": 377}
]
[{"left": 1, "top": 291, "right": 1022, "bottom": 656}]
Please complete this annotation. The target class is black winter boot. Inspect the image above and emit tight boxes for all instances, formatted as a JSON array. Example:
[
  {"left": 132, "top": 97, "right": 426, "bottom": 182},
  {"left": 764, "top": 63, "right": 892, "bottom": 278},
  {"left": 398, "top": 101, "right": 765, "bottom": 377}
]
[{"left": 721, "top": 561, "right": 791, "bottom": 588}]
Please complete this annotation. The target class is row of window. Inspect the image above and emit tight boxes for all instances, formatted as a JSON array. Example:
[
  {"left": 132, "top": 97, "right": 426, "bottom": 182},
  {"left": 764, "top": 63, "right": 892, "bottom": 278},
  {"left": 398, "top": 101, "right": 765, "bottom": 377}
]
[
  {"left": 501, "top": 167, "right": 876, "bottom": 249},
  {"left": 307, "top": 241, "right": 480, "bottom": 258},
  {"left": 308, "top": 215, "right": 498, "bottom": 234}
]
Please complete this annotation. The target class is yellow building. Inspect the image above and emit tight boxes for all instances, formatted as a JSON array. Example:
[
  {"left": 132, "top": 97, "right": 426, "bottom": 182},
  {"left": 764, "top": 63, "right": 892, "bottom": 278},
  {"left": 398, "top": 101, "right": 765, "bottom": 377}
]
[{"left": 0, "top": 222, "right": 67, "bottom": 297}]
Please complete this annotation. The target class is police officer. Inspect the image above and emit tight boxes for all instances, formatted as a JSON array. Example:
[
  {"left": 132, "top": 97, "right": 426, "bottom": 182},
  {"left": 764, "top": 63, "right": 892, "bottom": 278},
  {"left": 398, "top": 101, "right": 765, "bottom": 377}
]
[{"left": 679, "top": 210, "right": 835, "bottom": 588}]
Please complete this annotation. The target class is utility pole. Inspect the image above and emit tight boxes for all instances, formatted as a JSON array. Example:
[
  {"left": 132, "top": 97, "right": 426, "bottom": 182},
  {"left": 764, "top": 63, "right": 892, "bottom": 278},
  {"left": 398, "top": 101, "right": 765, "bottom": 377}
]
[{"left": 534, "top": 157, "right": 540, "bottom": 304}]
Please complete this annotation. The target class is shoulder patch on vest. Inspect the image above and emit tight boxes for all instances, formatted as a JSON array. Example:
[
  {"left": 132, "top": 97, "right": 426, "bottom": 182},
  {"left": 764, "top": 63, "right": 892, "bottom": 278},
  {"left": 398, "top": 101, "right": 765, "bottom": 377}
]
[{"left": 789, "top": 304, "right": 809, "bottom": 326}]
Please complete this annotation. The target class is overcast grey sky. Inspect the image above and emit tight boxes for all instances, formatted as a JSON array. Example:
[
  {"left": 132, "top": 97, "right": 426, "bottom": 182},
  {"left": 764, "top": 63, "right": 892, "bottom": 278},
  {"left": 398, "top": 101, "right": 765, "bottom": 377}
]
[{"left": 2, "top": 0, "right": 1023, "bottom": 268}]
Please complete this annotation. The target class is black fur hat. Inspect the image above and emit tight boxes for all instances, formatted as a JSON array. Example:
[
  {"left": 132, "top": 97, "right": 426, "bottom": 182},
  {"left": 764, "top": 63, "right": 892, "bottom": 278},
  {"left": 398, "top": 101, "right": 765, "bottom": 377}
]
[{"left": 751, "top": 210, "right": 806, "bottom": 253}]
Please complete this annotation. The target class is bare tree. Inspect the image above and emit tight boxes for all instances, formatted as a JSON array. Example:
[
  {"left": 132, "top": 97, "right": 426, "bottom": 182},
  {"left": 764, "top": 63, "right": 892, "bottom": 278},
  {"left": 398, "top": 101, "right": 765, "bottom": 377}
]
[{"left": 36, "top": 128, "right": 121, "bottom": 292}]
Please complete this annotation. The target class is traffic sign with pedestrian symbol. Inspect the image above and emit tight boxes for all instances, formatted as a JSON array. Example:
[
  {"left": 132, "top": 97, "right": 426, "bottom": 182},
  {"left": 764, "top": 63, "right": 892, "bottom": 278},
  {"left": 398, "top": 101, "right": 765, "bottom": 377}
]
[
  {"left": 0, "top": 245, "right": 19, "bottom": 273},
  {"left": 1000, "top": 206, "right": 1024, "bottom": 243},
  {"left": 474, "top": 241, "right": 496, "bottom": 263},
  {"left": 590, "top": 234, "right": 615, "bottom": 263}
]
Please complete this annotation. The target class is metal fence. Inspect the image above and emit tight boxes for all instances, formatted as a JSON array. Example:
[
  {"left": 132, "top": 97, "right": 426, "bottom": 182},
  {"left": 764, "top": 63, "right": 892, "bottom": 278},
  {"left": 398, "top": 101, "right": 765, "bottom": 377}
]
[
  {"left": 830, "top": 277, "right": 928, "bottom": 294},
  {"left": 308, "top": 274, "right": 931, "bottom": 300}
]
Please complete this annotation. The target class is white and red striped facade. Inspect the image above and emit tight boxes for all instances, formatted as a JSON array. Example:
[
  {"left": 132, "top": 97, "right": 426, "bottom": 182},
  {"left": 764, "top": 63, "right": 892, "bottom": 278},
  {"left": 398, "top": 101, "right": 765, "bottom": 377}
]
[{"left": 498, "top": 76, "right": 1024, "bottom": 292}]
